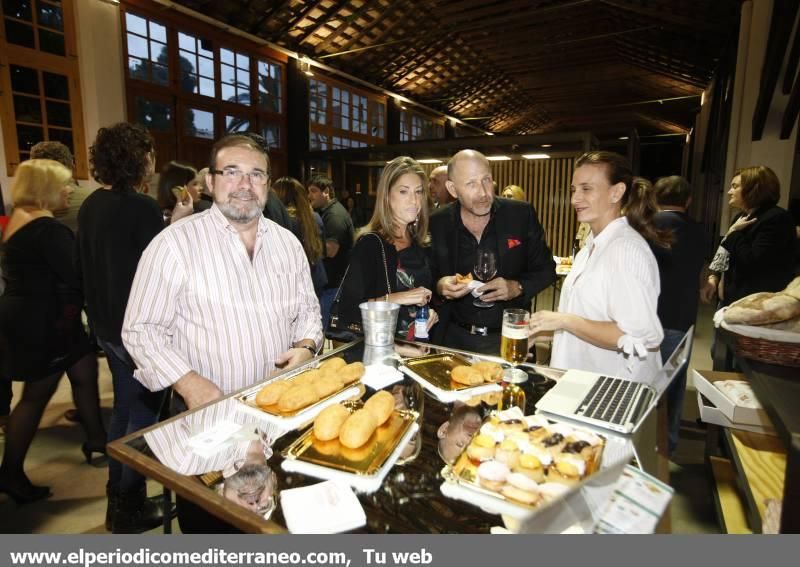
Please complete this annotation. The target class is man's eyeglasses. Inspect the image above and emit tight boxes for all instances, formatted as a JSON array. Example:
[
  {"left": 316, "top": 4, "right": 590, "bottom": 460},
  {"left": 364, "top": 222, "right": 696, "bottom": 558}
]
[{"left": 210, "top": 168, "right": 269, "bottom": 186}]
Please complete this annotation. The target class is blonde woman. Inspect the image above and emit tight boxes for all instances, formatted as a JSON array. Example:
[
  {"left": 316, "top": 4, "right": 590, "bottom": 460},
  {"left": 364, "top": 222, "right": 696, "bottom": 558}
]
[
  {"left": 0, "top": 160, "right": 105, "bottom": 503},
  {"left": 338, "top": 157, "right": 439, "bottom": 339},
  {"left": 501, "top": 184, "right": 525, "bottom": 201}
]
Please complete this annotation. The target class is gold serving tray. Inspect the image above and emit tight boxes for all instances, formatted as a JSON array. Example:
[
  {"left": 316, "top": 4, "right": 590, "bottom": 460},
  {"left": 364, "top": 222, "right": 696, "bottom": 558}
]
[
  {"left": 236, "top": 374, "right": 363, "bottom": 418},
  {"left": 403, "top": 353, "right": 476, "bottom": 391},
  {"left": 442, "top": 416, "right": 606, "bottom": 510},
  {"left": 282, "top": 406, "right": 419, "bottom": 476}
]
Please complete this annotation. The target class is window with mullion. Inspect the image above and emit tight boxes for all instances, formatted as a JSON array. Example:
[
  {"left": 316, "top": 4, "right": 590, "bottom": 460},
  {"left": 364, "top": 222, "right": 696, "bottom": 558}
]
[
  {"left": 124, "top": 12, "right": 168, "bottom": 86},
  {"left": 178, "top": 31, "right": 215, "bottom": 98},
  {"left": 220, "top": 47, "right": 250, "bottom": 105}
]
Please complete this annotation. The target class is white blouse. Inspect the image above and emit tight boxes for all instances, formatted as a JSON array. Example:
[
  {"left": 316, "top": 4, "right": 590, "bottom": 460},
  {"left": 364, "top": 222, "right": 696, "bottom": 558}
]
[{"left": 550, "top": 217, "right": 663, "bottom": 384}]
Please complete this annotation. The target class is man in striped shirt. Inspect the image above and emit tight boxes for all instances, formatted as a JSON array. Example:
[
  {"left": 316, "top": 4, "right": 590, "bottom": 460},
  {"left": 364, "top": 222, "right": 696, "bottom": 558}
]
[{"left": 123, "top": 135, "right": 322, "bottom": 410}]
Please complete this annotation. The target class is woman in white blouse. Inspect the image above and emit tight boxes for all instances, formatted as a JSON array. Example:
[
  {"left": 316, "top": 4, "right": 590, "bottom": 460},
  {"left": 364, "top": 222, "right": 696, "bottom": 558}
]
[{"left": 529, "top": 152, "right": 668, "bottom": 383}]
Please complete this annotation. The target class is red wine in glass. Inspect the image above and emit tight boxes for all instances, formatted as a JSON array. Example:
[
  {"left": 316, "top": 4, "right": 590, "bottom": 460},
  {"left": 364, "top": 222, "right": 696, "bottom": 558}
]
[{"left": 473, "top": 249, "right": 497, "bottom": 308}]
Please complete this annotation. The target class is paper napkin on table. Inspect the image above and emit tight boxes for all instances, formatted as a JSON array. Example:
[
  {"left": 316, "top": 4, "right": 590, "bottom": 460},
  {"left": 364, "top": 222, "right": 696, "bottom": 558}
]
[
  {"left": 361, "top": 365, "right": 404, "bottom": 390},
  {"left": 280, "top": 480, "right": 366, "bottom": 534}
]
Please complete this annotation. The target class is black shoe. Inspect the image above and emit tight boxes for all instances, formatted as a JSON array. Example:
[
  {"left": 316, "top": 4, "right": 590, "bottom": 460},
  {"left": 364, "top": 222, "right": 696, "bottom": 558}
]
[
  {"left": 0, "top": 478, "right": 52, "bottom": 505},
  {"left": 81, "top": 441, "right": 107, "bottom": 465},
  {"left": 112, "top": 489, "right": 174, "bottom": 534},
  {"left": 64, "top": 409, "right": 82, "bottom": 423}
]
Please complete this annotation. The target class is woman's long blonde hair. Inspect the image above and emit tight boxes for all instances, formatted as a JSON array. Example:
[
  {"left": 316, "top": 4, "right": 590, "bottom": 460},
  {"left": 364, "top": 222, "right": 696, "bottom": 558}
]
[
  {"left": 359, "top": 156, "right": 430, "bottom": 246},
  {"left": 12, "top": 159, "right": 72, "bottom": 211}
]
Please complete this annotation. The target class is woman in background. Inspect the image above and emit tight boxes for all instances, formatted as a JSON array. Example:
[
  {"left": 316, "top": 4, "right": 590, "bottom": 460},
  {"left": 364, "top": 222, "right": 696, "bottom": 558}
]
[
  {"left": 156, "top": 161, "right": 209, "bottom": 225},
  {"left": 501, "top": 184, "right": 525, "bottom": 201},
  {"left": 529, "top": 151, "right": 666, "bottom": 383},
  {"left": 272, "top": 177, "right": 327, "bottom": 296},
  {"left": 0, "top": 160, "right": 106, "bottom": 503},
  {"left": 338, "top": 156, "right": 438, "bottom": 339}
]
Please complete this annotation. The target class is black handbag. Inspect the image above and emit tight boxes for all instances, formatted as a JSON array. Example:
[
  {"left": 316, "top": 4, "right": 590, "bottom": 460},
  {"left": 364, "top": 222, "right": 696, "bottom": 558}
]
[{"left": 325, "top": 233, "right": 392, "bottom": 342}]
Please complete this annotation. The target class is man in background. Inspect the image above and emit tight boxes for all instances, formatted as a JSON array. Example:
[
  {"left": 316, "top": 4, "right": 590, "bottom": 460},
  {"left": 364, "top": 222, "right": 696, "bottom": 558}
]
[
  {"left": 651, "top": 175, "right": 706, "bottom": 455},
  {"left": 308, "top": 176, "right": 354, "bottom": 328},
  {"left": 429, "top": 165, "right": 453, "bottom": 207},
  {"left": 30, "top": 141, "right": 94, "bottom": 234}
]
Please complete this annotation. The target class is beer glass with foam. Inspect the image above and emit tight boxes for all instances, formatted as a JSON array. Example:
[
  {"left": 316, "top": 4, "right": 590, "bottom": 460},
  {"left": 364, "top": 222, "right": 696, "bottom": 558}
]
[{"left": 501, "top": 308, "right": 530, "bottom": 364}]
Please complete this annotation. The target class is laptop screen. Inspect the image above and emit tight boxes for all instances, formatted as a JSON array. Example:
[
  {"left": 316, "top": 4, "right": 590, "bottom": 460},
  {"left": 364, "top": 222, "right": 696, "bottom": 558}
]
[{"left": 651, "top": 326, "right": 694, "bottom": 397}]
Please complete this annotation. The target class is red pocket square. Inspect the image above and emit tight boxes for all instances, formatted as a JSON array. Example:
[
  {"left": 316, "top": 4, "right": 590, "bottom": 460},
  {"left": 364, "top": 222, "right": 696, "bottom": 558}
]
[{"left": 507, "top": 238, "right": 522, "bottom": 249}]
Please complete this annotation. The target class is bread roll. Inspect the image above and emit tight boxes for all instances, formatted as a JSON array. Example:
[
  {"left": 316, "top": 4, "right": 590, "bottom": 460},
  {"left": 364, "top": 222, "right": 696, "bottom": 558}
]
[
  {"left": 363, "top": 390, "right": 395, "bottom": 425},
  {"left": 255, "top": 380, "right": 291, "bottom": 408},
  {"left": 292, "top": 369, "right": 323, "bottom": 387},
  {"left": 339, "top": 361, "right": 365, "bottom": 385},
  {"left": 319, "top": 357, "right": 347, "bottom": 374},
  {"left": 277, "top": 384, "right": 319, "bottom": 412},
  {"left": 451, "top": 365, "right": 483, "bottom": 386},
  {"left": 783, "top": 276, "right": 800, "bottom": 301},
  {"left": 724, "top": 292, "right": 800, "bottom": 325},
  {"left": 313, "top": 374, "right": 342, "bottom": 399},
  {"left": 313, "top": 404, "right": 351, "bottom": 441},
  {"left": 473, "top": 361, "right": 504, "bottom": 383},
  {"left": 339, "top": 409, "right": 378, "bottom": 448},
  {"left": 455, "top": 273, "right": 473, "bottom": 284}
]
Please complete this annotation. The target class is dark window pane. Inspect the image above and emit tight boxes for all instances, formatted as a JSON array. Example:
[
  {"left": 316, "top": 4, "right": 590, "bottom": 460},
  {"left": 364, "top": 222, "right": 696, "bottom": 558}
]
[
  {"left": 184, "top": 108, "right": 214, "bottom": 139},
  {"left": 13, "top": 94, "right": 41, "bottom": 123},
  {"left": 262, "top": 124, "right": 279, "bottom": 149},
  {"left": 152, "top": 63, "right": 168, "bottom": 86},
  {"left": 43, "top": 72, "right": 69, "bottom": 100},
  {"left": 38, "top": 3, "right": 63, "bottom": 30},
  {"left": 135, "top": 97, "right": 172, "bottom": 131},
  {"left": 151, "top": 42, "right": 168, "bottom": 65},
  {"left": 48, "top": 128, "right": 73, "bottom": 152},
  {"left": 125, "top": 12, "right": 147, "bottom": 36},
  {"left": 46, "top": 100, "right": 71, "bottom": 127},
  {"left": 128, "top": 56, "right": 149, "bottom": 81},
  {"left": 3, "top": 0, "right": 33, "bottom": 21},
  {"left": 10, "top": 65, "right": 39, "bottom": 95},
  {"left": 39, "top": 29, "right": 65, "bottom": 55},
  {"left": 5, "top": 19, "right": 35, "bottom": 48},
  {"left": 225, "top": 116, "right": 249, "bottom": 133},
  {"left": 16, "top": 123, "right": 43, "bottom": 151}
]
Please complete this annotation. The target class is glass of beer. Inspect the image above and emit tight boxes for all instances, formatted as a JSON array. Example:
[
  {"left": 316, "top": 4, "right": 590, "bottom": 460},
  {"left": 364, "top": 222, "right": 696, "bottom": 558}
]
[{"left": 501, "top": 308, "right": 530, "bottom": 364}]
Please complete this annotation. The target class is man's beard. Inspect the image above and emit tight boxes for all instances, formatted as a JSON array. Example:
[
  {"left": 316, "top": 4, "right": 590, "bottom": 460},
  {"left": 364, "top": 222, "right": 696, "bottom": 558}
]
[{"left": 217, "top": 190, "right": 266, "bottom": 223}]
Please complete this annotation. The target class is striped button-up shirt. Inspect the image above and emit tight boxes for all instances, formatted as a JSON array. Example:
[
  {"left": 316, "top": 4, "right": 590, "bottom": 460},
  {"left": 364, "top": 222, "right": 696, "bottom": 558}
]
[{"left": 123, "top": 205, "right": 322, "bottom": 394}]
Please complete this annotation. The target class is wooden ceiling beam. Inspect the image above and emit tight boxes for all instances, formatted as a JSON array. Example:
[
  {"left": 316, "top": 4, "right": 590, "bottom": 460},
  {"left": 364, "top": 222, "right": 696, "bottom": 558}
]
[
  {"left": 445, "top": 0, "right": 601, "bottom": 35},
  {"left": 311, "top": 0, "right": 382, "bottom": 53},
  {"left": 327, "top": 0, "right": 406, "bottom": 54},
  {"left": 598, "top": 0, "right": 726, "bottom": 32}
]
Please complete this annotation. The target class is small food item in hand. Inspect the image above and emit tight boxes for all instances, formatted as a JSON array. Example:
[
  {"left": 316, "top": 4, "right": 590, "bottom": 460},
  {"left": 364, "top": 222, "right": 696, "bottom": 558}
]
[
  {"left": 455, "top": 272, "right": 474, "bottom": 284},
  {"left": 339, "top": 361, "right": 366, "bottom": 385},
  {"left": 277, "top": 383, "right": 319, "bottom": 412},
  {"left": 171, "top": 186, "right": 189, "bottom": 202},
  {"left": 313, "top": 403, "right": 351, "bottom": 441},
  {"left": 255, "top": 380, "right": 291, "bottom": 408},
  {"left": 319, "top": 356, "right": 347, "bottom": 374},
  {"left": 293, "top": 369, "right": 323, "bottom": 387},
  {"left": 473, "top": 361, "right": 504, "bottom": 383},
  {"left": 363, "top": 390, "right": 395, "bottom": 426},
  {"left": 451, "top": 365, "right": 484, "bottom": 386},
  {"left": 477, "top": 460, "right": 510, "bottom": 492},
  {"left": 466, "top": 433, "right": 497, "bottom": 461},
  {"left": 339, "top": 409, "right": 378, "bottom": 448},
  {"left": 312, "top": 374, "right": 342, "bottom": 399}
]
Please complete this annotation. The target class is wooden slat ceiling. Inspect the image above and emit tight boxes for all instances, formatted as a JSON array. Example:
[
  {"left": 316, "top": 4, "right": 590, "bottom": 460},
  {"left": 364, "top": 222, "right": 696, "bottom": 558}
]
[{"left": 170, "top": 0, "right": 742, "bottom": 136}]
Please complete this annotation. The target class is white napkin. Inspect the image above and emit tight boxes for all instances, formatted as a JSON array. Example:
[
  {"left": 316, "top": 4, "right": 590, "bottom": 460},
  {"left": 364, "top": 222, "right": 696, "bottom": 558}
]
[
  {"left": 467, "top": 280, "right": 485, "bottom": 298},
  {"left": 361, "top": 365, "right": 404, "bottom": 390},
  {"left": 280, "top": 480, "right": 366, "bottom": 534}
]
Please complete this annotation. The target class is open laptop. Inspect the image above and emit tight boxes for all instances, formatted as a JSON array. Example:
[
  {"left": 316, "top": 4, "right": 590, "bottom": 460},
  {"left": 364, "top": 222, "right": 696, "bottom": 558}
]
[{"left": 535, "top": 326, "right": 693, "bottom": 435}]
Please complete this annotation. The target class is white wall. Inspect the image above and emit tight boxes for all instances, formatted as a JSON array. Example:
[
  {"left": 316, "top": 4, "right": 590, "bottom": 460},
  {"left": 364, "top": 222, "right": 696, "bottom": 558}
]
[
  {"left": 0, "top": 0, "right": 127, "bottom": 209},
  {"left": 722, "top": 0, "right": 798, "bottom": 229}
]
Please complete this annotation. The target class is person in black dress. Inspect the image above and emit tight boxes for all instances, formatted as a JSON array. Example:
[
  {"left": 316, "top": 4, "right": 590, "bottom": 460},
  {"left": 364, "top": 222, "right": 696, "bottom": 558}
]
[
  {"left": 0, "top": 159, "right": 106, "bottom": 504},
  {"left": 338, "top": 156, "right": 439, "bottom": 339}
]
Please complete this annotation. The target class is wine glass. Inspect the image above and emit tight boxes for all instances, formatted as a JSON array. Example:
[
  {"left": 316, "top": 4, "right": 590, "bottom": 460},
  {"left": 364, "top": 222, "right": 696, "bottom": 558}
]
[{"left": 473, "top": 249, "right": 498, "bottom": 307}]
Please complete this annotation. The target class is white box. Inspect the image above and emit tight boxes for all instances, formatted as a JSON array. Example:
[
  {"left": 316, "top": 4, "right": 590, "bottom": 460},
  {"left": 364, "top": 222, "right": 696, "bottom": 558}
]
[
  {"left": 696, "top": 392, "right": 775, "bottom": 435},
  {"left": 692, "top": 369, "right": 774, "bottom": 429}
]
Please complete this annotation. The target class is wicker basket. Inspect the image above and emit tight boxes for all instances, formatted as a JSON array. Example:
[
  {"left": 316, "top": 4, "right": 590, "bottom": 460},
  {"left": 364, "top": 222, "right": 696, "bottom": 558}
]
[{"left": 733, "top": 334, "right": 800, "bottom": 368}]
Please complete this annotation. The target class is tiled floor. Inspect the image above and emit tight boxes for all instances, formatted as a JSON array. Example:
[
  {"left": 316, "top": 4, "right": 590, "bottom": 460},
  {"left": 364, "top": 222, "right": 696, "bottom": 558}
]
[{"left": 0, "top": 298, "right": 722, "bottom": 534}]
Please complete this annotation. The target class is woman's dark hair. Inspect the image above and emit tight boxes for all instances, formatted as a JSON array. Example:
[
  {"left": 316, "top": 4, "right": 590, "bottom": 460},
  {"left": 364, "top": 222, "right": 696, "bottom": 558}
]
[
  {"left": 89, "top": 122, "right": 154, "bottom": 190},
  {"left": 272, "top": 176, "right": 323, "bottom": 264},
  {"left": 575, "top": 151, "right": 671, "bottom": 248},
  {"left": 157, "top": 161, "right": 197, "bottom": 210},
  {"left": 736, "top": 165, "right": 781, "bottom": 210}
]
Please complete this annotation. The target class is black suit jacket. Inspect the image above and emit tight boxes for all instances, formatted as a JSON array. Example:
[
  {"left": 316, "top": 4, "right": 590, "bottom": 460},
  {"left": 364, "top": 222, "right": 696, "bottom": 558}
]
[
  {"left": 429, "top": 198, "right": 556, "bottom": 323},
  {"left": 721, "top": 204, "right": 796, "bottom": 306}
]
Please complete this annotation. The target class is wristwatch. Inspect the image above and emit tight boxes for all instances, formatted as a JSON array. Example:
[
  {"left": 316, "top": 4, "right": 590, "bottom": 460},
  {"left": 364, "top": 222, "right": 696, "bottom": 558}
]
[{"left": 295, "top": 344, "right": 317, "bottom": 357}]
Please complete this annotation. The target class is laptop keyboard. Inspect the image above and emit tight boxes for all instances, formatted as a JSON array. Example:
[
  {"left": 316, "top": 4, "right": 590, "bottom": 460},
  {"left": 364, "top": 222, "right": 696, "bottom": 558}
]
[{"left": 577, "top": 376, "right": 651, "bottom": 425}]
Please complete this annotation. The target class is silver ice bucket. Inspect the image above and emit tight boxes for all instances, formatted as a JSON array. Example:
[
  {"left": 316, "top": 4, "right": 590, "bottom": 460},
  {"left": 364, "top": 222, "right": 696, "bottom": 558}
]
[{"left": 359, "top": 301, "right": 400, "bottom": 347}]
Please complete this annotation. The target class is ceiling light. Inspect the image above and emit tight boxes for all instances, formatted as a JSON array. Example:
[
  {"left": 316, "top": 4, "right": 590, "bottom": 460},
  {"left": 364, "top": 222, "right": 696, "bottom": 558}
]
[
  {"left": 540, "top": 144, "right": 552, "bottom": 148},
  {"left": 701, "top": 91, "right": 706, "bottom": 106},
  {"left": 486, "top": 132, "right": 494, "bottom": 136},
  {"left": 486, "top": 155, "right": 510, "bottom": 161},
  {"left": 522, "top": 153, "right": 551, "bottom": 160},
  {"left": 618, "top": 136, "right": 629, "bottom": 140},
  {"left": 417, "top": 159, "right": 443, "bottom": 164}
]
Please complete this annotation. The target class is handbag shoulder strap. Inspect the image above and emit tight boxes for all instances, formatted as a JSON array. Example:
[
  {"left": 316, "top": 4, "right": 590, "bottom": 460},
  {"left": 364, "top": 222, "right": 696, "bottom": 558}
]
[{"left": 369, "top": 232, "right": 392, "bottom": 299}]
